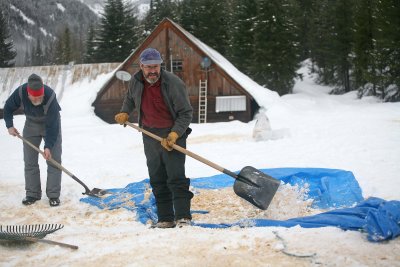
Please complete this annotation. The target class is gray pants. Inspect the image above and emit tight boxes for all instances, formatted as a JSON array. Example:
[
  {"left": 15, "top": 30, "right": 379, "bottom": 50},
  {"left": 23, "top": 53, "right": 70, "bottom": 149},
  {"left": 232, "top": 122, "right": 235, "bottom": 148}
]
[{"left": 23, "top": 117, "right": 62, "bottom": 199}]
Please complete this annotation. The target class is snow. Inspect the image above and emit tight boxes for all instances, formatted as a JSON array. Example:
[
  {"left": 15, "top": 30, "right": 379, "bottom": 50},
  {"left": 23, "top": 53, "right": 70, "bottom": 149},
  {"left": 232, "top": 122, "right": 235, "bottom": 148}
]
[
  {"left": 10, "top": 5, "right": 35, "bottom": 25},
  {"left": 56, "top": 3, "right": 66, "bottom": 12},
  {"left": 39, "top": 27, "right": 48, "bottom": 36},
  {"left": 1, "top": 64, "right": 400, "bottom": 266}
]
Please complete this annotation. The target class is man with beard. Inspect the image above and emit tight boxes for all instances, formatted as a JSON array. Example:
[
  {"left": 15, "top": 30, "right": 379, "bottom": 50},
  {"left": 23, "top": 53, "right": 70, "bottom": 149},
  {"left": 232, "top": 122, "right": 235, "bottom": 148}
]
[
  {"left": 115, "top": 48, "right": 193, "bottom": 228},
  {"left": 4, "top": 73, "right": 62, "bottom": 207}
]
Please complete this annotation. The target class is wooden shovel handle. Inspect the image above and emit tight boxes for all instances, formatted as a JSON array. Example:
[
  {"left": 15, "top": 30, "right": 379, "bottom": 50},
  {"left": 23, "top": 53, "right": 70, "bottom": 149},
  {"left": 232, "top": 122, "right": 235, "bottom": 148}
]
[
  {"left": 24, "top": 236, "right": 78, "bottom": 250},
  {"left": 125, "top": 122, "right": 239, "bottom": 179},
  {"left": 16, "top": 134, "right": 92, "bottom": 193},
  {"left": 16, "top": 134, "right": 73, "bottom": 176}
]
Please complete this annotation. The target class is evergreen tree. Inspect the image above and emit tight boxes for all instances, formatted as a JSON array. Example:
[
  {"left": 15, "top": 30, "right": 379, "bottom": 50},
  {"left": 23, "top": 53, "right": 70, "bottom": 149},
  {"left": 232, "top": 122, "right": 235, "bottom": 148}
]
[
  {"left": 178, "top": 0, "right": 200, "bottom": 33},
  {"left": 84, "top": 24, "right": 97, "bottom": 63},
  {"left": 309, "top": 1, "right": 338, "bottom": 84},
  {"left": 24, "top": 45, "right": 31, "bottom": 66},
  {"left": 43, "top": 44, "right": 55, "bottom": 66},
  {"left": 251, "top": 0, "right": 300, "bottom": 95},
  {"left": 54, "top": 37, "right": 64, "bottom": 65},
  {"left": 95, "top": 0, "right": 139, "bottom": 63},
  {"left": 227, "top": 0, "right": 258, "bottom": 74},
  {"left": 295, "top": 0, "right": 317, "bottom": 60},
  {"left": 353, "top": 0, "right": 400, "bottom": 101},
  {"left": 144, "top": 0, "right": 159, "bottom": 33},
  {"left": 374, "top": 0, "right": 400, "bottom": 100},
  {"left": 63, "top": 27, "right": 72, "bottom": 64},
  {"left": 54, "top": 27, "right": 74, "bottom": 65},
  {"left": 178, "top": 0, "right": 230, "bottom": 55},
  {"left": 0, "top": 11, "right": 16, "bottom": 67},
  {"left": 32, "top": 38, "right": 44, "bottom": 66},
  {"left": 331, "top": 0, "right": 354, "bottom": 93},
  {"left": 353, "top": 0, "right": 376, "bottom": 91},
  {"left": 144, "top": 0, "right": 179, "bottom": 33}
]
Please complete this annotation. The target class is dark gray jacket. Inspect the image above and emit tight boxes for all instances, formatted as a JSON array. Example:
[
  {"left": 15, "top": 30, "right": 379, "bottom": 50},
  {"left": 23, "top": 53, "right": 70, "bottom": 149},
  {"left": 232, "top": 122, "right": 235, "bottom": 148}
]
[{"left": 120, "top": 69, "right": 193, "bottom": 137}]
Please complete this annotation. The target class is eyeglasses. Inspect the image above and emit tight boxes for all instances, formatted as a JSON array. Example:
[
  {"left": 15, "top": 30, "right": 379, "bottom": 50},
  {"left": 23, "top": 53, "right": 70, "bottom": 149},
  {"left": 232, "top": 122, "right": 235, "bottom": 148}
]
[{"left": 142, "top": 65, "right": 160, "bottom": 70}]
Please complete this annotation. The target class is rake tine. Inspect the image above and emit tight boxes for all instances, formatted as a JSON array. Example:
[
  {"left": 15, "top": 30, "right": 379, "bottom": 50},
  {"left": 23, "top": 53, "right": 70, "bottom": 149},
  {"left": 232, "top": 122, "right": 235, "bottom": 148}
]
[{"left": 0, "top": 224, "right": 65, "bottom": 240}]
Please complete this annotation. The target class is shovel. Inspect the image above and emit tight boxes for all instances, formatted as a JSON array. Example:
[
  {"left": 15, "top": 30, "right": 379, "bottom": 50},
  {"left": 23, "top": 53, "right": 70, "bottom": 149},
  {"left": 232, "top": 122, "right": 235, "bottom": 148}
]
[
  {"left": 17, "top": 134, "right": 108, "bottom": 198},
  {"left": 125, "top": 122, "right": 280, "bottom": 210}
]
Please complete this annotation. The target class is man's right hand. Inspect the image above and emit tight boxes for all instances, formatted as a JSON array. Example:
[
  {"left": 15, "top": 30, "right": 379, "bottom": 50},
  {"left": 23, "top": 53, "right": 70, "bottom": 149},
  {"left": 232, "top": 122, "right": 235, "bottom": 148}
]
[
  {"left": 8, "top": 127, "right": 19, "bottom": 136},
  {"left": 115, "top": 112, "right": 129, "bottom": 125}
]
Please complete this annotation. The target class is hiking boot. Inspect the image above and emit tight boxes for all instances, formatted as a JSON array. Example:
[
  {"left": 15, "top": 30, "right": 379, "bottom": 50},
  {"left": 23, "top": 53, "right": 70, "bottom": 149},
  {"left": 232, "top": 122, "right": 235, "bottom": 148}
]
[
  {"left": 151, "top": 221, "right": 176, "bottom": 229},
  {"left": 176, "top": 218, "right": 192, "bottom": 228},
  {"left": 22, "top": 196, "right": 39, "bottom": 206},
  {"left": 49, "top": 198, "right": 60, "bottom": 207}
]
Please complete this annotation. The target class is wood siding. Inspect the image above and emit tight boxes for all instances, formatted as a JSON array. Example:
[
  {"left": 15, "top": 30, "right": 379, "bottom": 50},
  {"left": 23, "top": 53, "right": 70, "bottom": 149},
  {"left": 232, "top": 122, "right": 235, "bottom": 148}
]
[{"left": 93, "top": 19, "right": 259, "bottom": 124}]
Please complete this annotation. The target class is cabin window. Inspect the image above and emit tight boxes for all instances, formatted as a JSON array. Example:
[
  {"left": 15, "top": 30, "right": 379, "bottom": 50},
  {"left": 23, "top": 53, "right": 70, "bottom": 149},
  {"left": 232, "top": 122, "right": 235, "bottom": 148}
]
[
  {"left": 215, "top": 95, "right": 246, "bottom": 112},
  {"left": 172, "top": 60, "right": 183, "bottom": 72}
]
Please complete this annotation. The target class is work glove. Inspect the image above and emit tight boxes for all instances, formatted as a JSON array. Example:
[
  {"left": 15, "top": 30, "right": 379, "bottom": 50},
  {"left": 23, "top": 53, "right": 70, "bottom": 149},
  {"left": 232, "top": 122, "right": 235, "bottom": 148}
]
[
  {"left": 115, "top": 112, "right": 129, "bottom": 125},
  {"left": 161, "top": 131, "right": 179, "bottom": 151}
]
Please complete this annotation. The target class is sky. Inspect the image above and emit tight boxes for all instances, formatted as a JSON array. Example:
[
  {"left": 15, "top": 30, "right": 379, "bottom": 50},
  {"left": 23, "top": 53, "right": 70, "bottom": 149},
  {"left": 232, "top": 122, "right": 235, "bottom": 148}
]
[{"left": 1, "top": 61, "right": 400, "bottom": 266}]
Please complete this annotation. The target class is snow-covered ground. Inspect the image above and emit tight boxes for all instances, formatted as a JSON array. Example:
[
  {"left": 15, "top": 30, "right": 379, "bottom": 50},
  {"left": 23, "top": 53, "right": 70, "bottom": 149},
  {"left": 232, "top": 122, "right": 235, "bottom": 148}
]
[{"left": 1, "top": 66, "right": 399, "bottom": 266}]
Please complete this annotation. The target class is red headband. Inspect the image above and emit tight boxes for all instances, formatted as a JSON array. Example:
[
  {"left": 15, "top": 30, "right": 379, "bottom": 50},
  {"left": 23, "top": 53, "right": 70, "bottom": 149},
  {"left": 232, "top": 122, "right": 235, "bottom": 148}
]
[{"left": 27, "top": 86, "right": 44, "bottom": 96}]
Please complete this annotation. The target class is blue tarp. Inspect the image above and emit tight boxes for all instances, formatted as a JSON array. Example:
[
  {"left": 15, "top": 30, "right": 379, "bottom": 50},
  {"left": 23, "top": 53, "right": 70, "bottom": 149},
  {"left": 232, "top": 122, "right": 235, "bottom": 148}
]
[{"left": 81, "top": 168, "right": 400, "bottom": 242}]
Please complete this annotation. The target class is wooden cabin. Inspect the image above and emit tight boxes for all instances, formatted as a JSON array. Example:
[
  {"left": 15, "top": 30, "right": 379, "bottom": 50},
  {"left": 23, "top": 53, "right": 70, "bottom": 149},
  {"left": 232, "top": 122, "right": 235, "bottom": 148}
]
[{"left": 93, "top": 18, "right": 264, "bottom": 124}]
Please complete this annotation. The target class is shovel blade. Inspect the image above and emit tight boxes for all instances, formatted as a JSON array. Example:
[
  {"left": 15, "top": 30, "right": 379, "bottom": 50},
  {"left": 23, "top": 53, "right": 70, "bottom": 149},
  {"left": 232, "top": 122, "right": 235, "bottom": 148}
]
[
  {"left": 233, "top": 166, "right": 280, "bottom": 210},
  {"left": 85, "top": 188, "right": 111, "bottom": 198}
]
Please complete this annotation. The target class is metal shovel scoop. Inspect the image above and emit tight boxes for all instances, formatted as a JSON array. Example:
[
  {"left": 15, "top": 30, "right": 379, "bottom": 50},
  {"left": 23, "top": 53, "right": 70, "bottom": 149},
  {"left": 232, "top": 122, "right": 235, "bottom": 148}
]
[
  {"left": 17, "top": 134, "right": 108, "bottom": 198},
  {"left": 125, "top": 122, "right": 280, "bottom": 210}
]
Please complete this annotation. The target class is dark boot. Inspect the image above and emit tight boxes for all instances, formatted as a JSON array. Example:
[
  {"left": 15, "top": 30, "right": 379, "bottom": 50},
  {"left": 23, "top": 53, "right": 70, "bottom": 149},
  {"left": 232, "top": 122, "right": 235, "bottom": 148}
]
[
  {"left": 22, "top": 196, "right": 39, "bottom": 206},
  {"left": 49, "top": 198, "right": 60, "bottom": 207}
]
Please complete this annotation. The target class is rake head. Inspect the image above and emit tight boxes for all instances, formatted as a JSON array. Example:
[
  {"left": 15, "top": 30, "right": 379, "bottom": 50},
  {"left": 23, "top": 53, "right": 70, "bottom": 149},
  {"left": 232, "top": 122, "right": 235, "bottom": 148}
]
[{"left": 0, "top": 224, "right": 64, "bottom": 241}]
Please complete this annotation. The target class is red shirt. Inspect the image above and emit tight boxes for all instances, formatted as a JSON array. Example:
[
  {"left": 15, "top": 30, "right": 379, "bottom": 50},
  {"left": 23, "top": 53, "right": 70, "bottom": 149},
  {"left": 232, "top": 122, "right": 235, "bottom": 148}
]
[{"left": 141, "top": 78, "right": 174, "bottom": 128}]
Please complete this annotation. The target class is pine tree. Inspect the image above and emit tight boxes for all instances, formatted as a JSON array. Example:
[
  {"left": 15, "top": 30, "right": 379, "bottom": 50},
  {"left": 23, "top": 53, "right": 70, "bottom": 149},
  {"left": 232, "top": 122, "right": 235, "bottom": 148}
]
[
  {"left": 43, "top": 44, "right": 54, "bottom": 66},
  {"left": 0, "top": 11, "right": 16, "bottom": 67},
  {"left": 63, "top": 27, "right": 72, "bottom": 64},
  {"left": 295, "top": 0, "right": 317, "bottom": 60},
  {"left": 144, "top": 0, "right": 179, "bottom": 36},
  {"left": 332, "top": 0, "right": 354, "bottom": 93},
  {"left": 24, "top": 45, "right": 31, "bottom": 66},
  {"left": 251, "top": 0, "right": 300, "bottom": 95},
  {"left": 144, "top": 0, "right": 159, "bottom": 33},
  {"left": 353, "top": 0, "right": 400, "bottom": 101},
  {"left": 374, "top": 0, "right": 400, "bottom": 100},
  {"left": 32, "top": 38, "right": 44, "bottom": 66},
  {"left": 227, "top": 0, "right": 258, "bottom": 74},
  {"left": 53, "top": 27, "right": 74, "bottom": 65},
  {"left": 178, "top": 0, "right": 230, "bottom": 55},
  {"left": 95, "top": 0, "right": 139, "bottom": 63},
  {"left": 84, "top": 24, "right": 97, "bottom": 63},
  {"left": 353, "top": 0, "right": 376, "bottom": 92},
  {"left": 309, "top": 1, "right": 337, "bottom": 85},
  {"left": 178, "top": 0, "right": 200, "bottom": 33}
]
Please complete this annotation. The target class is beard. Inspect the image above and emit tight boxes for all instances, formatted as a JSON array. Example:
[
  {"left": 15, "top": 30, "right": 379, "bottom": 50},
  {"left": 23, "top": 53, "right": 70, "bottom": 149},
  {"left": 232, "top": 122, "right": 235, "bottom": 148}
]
[
  {"left": 144, "top": 71, "right": 160, "bottom": 84},
  {"left": 31, "top": 98, "right": 44, "bottom": 106}
]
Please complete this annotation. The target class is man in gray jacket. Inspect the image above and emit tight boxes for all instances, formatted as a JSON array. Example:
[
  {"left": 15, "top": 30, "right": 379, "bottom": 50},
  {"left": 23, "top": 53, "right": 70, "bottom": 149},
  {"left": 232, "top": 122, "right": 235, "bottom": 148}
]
[
  {"left": 4, "top": 74, "right": 62, "bottom": 207},
  {"left": 115, "top": 48, "right": 193, "bottom": 228}
]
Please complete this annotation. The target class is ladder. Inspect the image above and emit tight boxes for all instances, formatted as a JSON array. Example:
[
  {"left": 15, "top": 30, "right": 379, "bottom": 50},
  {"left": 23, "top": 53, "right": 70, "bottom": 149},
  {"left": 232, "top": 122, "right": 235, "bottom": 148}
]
[{"left": 198, "top": 80, "right": 207, "bottom": 123}]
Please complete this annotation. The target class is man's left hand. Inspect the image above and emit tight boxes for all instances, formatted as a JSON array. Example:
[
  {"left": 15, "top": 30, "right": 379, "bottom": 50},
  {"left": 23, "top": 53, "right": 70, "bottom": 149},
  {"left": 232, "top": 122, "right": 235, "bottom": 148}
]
[
  {"left": 43, "top": 148, "right": 52, "bottom": 160},
  {"left": 161, "top": 132, "right": 179, "bottom": 151}
]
